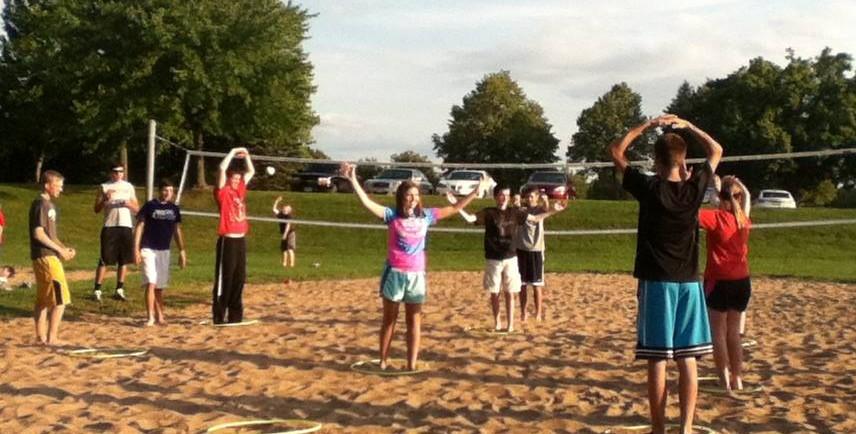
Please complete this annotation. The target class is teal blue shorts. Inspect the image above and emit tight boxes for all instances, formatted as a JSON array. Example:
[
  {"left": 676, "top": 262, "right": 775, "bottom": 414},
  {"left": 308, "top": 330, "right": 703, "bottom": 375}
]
[
  {"left": 380, "top": 263, "right": 426, "bottom": 304},
  {"left": 635, "top": 280, "right": 713, "bottom": 360}
]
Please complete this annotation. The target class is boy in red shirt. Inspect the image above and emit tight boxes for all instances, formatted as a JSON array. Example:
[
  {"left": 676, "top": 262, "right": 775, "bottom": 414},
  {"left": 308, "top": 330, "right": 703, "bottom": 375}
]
[
  {"left": 699, "top": 176, "right": 752, "bottom": 392},
  {"left": 212, "top": 147, "right": 255, "bottom": 324}
]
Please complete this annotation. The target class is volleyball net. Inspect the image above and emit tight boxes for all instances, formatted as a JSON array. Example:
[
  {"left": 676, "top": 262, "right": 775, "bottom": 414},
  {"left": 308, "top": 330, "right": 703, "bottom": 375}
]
[{"left": 146, "top": 120, "right": 856, "bottom": 235}]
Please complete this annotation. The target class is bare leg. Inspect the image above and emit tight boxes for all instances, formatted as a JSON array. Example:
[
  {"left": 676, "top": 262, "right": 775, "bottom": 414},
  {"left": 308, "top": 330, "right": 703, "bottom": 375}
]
[
  {"left": 46, "top": 305, "right": 66, "bottom": 346},
  {"left": 155, "top": 289, "right": 166, "bottom": 325},
  {"left": 708, "top": 308, "right": 730, "bottom": 390},
  {"left": 145, "top": 283, "right": 157, "bottom": 326},
  {"left": 726, "top": 310, "right": 744, "bottom": 390},
  {"left": 405, "top": 303, "right": 422, "bottom": 371},
  {"left": 117, "top": 265, "right": 127, "bottom": 286},
  {"left": 281, "top": 251, "right": 288, "bottom": 267},
  {"left": 534, "top": 286, "right": 544, "bottom": 321},
  {"left": 505, "top": 291, "right": 515, "bottom": 332},
  {"left": 739, "top": 310, "right": 747, "bottom": 335},
  {"left": 490, "top": 293, "right": 501, "bottom": 330},
  {"left": 95, "top": 264, "right": 107, "bottom": 285},
  {"left": 287, "top": 251, "right": 295, "bottom": 267},
  {"left": 677, "top": 357, "right": 699, "bottom": 434},
  {"left": 647, "top": 359, "right": 668, "bottom": 434},
  {"left": 519, "top": 285, "right": 529, "bottom": 322},
  {"left": 379, "top": 299, "right": 399, "bottom": 369},
  {"left": 34, "top": 306, "right": 48, "bottom": 345}
]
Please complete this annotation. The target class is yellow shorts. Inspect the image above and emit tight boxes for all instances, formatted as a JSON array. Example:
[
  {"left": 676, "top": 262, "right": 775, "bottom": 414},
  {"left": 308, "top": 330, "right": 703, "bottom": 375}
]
[{"left": 33, "top": 256, "right": 71, "bottom": 308}]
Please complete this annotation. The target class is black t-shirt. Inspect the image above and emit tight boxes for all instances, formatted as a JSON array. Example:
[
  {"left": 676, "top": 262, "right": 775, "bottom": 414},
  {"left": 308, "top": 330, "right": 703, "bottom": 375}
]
[
  {"left": 29, "top": 197, "right": 59, "bottom": 260},
  {"left": 622, "top": 163, "right": 712, "bottom": 281},
  {"left": 475, "top": 207, "right": 528, "bottom": 260},
  {"left": 277, "top": 211, "right": 293, "bottom": 236}
]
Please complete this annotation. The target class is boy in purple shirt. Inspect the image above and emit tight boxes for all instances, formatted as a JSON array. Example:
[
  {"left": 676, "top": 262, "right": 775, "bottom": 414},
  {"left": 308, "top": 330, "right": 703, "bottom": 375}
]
[
  {"left": 134, "top": 180, "right": 187, "bottom": 326},
  {"left": 345, "top": 163, "right": 487, "bottom": 371}
]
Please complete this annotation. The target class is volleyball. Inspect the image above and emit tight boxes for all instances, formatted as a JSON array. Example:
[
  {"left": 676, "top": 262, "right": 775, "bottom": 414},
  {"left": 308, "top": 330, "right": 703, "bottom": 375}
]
[{"left": 265, "top": 166, "right": 276, "bottom": 176}]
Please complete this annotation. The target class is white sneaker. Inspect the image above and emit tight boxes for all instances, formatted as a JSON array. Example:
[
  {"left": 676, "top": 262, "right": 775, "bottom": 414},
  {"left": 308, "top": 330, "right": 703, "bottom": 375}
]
[
  {"left": 93, "top": 289, "right": 103, "bottom": 302},
  {"left": 113, "top": 288, "right": 127, "bottom": 301}
]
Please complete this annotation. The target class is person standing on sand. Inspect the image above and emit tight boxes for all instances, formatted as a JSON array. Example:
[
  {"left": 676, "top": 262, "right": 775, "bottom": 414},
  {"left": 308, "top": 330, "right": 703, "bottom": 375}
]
[
  {"left": 92, "top": 163, "right": 139, "bottom": 302},
  {"left": 134, "top": 179, "right": 187, "bottom": 326},
  {"left": 212, "top": 147, "right": 255, "bottom": 324},
  {"left": 345, "top": 163, "right": 487, "bottom": 371},
  {"left": 30, "top": 170, "right": 76, "bottom": 346},
  {"left": 612, "top": 114, "right": 722, "bottom": 434},
  {"left": 700, "top": 176, "right": 753, "bottom": 392}
]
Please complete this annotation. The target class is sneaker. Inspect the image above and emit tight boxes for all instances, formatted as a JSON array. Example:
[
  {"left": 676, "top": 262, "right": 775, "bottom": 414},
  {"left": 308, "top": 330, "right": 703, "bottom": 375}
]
[
  {"left": 113, "top": 288, "right": 127, "bottom": 301},
  {"left": 93, "top": 289, "right": 103, "bottom": 302}
]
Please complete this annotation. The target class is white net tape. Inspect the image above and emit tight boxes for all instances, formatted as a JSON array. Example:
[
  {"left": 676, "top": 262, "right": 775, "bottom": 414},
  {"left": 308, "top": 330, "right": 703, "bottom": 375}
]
[
  {"left": 155, "top": 133, "right": 856, "bottom": 235},
  {"left": 180, "top": 211, "right": 856, "bottom": 235}
]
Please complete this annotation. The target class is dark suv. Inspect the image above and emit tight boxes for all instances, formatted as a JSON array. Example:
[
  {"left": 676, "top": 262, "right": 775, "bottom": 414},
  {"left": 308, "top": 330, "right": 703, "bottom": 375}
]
[
  {"left": 292, "top": 163, "right": 353, "bottom": 193},
  {"left": 521, "top": 171, "right": 576, "bottom": 200}
]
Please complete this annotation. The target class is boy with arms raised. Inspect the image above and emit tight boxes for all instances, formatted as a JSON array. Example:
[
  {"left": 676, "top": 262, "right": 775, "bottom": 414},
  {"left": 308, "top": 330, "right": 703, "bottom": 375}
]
[{"left": 611, "top": 114, "right": 722, "bottom": 434}]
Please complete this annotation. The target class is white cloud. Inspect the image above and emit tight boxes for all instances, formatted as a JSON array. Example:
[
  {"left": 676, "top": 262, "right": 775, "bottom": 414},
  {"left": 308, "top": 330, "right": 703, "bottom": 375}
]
[{"left": 302, "top": 0, "right": 856, "bottom": 160}]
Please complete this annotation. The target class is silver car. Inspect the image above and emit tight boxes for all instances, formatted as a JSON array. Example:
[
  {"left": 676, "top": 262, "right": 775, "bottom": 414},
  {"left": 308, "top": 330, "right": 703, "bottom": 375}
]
[
  {"left": 755, "top": 189, "right": 797, "bottom": 209},
  {"left": 364, "top": 168, "right": 434, "bottom": 195}
]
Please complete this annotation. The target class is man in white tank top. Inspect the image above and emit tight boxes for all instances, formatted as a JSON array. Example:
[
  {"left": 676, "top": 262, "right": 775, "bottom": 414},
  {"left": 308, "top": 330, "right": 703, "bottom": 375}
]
[{"left": 92, "top": 164, "right": 139, "bottom": 302}]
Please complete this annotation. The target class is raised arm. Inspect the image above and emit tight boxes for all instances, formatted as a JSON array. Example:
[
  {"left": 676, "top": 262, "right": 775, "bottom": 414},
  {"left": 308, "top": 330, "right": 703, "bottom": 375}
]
[
  {"left": 527, "top": 200, "right": 567, "bottom": 223},
  {"left": 344, "top": 163, "right": 387, "bottom": 219},
  {"left": 242, "top": 148, "right": 256, "bottom": 184},
  {"left": 272, "top": 196, "right": 282, "bottom": 215},
  {"left": 670, "top": 118, "right": 723, "bottom": 173},
  {"left": 217, "top": 147, "right": 242, "bottom": 188},
  {"left": 610, "top": 115, "right": 677, "bottom": 173},
  {"left": 435, "top": 177, "right": 490, "bottom": 221}
]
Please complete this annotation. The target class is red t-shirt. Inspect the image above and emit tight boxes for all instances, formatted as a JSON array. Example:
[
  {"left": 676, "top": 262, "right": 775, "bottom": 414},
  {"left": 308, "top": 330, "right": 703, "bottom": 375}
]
[
  {"left": 214, "top": 181, "right": 248, "bottom": 236},
  {"left": 0, "top": 209, "right": 5, "bottom": 227},
  {"left": 699, "top": 208, "right": 751, "bottom": 282}
]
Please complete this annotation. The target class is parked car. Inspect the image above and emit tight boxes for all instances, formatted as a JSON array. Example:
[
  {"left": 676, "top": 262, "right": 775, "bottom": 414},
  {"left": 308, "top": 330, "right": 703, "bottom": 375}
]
[
  {"left": 521, "top": 171, "right": 576, "bottom": 200},
  {"left": 755, "top": 189, "right": 797, "bottom": 209},
  {"left": 364, "top": 168, "right": 434, "bottom": 195},
  {"left": 292, "top": 163, "right": 352, "bottom": 193},
  {"left": 436, "top": 170, "right": 496, "bottom": 199}
]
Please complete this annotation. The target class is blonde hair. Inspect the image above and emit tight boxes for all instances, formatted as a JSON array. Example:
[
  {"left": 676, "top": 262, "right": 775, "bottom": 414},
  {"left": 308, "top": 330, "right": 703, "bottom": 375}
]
[{"left": 720, "top": 176, "right": 748, "bottom": 230}]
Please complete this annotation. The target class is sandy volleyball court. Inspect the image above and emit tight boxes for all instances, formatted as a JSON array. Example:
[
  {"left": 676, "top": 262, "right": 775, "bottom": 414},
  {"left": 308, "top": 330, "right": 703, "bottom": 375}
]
[{"left": 1, "top": 271, "right": 854, "bottom": 433}]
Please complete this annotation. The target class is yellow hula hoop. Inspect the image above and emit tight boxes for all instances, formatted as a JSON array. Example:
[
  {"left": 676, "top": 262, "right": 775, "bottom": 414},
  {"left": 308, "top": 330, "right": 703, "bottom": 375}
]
[
  {"left": 349, "top": 359, "right": 429, "bottom": 376},
  {"left": 602, "top": 423, "right": 717, "bottom": 433},
  {"left": 205, "top": 418, "right": 322, "bottom": 434},
  {"left": 699, "top": 383, "right": 764, "bottom": 395},
  {"left": 742, "top": 338, "right": 758, "bottom": 348},
  {"left": 197, "top": 319, "right": 262, "bottom": 327},
  {"left": 462, "top": 326, "right": 523, "bottom": 337},
  {"left": 64, "top": 348, "right": 148, "bottom": 359}
]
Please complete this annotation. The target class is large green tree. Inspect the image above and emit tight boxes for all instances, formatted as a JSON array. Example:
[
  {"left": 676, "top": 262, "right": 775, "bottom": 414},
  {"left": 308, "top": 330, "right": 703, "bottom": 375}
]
[
  {"left": 568, "top": 82, "right": 647, "bottom": 199},
  {"left": 667, "top": 48, "right": 856, "bottom": 197},
  {"left": 432, "top": 71, "right": 559, "bottom": 187},
  {"left": 0, "top": 0, "right": 317, "bottom": 186}
]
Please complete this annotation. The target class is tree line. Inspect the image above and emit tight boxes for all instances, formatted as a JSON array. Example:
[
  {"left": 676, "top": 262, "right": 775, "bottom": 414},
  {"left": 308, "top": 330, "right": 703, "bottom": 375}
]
[{"left": 2, "top": 2, "right": 855, "bottom": 204}]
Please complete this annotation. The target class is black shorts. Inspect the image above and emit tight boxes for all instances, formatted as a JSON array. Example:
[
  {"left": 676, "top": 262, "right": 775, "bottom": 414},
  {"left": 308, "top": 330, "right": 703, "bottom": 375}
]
[
  {"left": 516, "top": 249, "right": 544, "bottom": 286},
  {"left": 705, "top": 277, "right": 752, "bottom": 312},
  {"left": 280, "top": 232, "right": 296, "bottom": 251},
  {"left": 99, "top": 227, "right": 135, "bottom": 266}
]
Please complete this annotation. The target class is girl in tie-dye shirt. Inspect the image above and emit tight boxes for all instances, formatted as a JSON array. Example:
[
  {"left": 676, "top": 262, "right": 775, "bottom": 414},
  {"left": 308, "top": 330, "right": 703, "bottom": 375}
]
[{"left": 346, "top": 163, "right": 487, "bottom": 372}]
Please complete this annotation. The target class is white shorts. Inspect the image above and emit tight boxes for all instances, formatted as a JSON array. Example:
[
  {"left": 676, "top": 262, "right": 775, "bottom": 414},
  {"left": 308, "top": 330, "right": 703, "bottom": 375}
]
[
  {"left": 141, "top": 248, "right": 171, "bottom": 289},
  {"left": 483, "top": 258, "right": 522, "bottom": 294}
]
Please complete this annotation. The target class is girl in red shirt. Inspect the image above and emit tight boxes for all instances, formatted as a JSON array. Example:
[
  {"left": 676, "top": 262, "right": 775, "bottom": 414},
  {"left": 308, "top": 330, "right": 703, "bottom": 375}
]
[{"left": 699, "top": 176, "right": 751, "bottom": 392}]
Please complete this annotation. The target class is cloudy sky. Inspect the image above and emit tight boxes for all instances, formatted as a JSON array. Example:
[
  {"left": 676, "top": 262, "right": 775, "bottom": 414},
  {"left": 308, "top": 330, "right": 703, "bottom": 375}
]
[{"left": 298, "top": 0, "right": 856, "bottom": 162}]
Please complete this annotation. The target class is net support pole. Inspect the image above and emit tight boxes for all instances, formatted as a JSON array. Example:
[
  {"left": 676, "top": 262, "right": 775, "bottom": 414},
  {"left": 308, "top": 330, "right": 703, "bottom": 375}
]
[
  {"left": 146, "top": 119, "right": 157, "bottom": 201},
  {"left": 176, "top": 152, "right": 191, "bottom": 205}
]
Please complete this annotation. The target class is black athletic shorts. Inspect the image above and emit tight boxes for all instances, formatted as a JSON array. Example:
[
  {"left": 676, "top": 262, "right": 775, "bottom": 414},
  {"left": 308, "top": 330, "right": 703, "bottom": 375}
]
[
  {"left": 279, "top": 232, "right": 296, "bottom": 251},
  {"left": 705, "top": 277, "right": 752, "bottom": 312},
  {"left": 516, "top": 249, "right": 544, "bottom": 286},
  {"left": 99, "top": 227, "right": 135, "bottom": 266}
]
